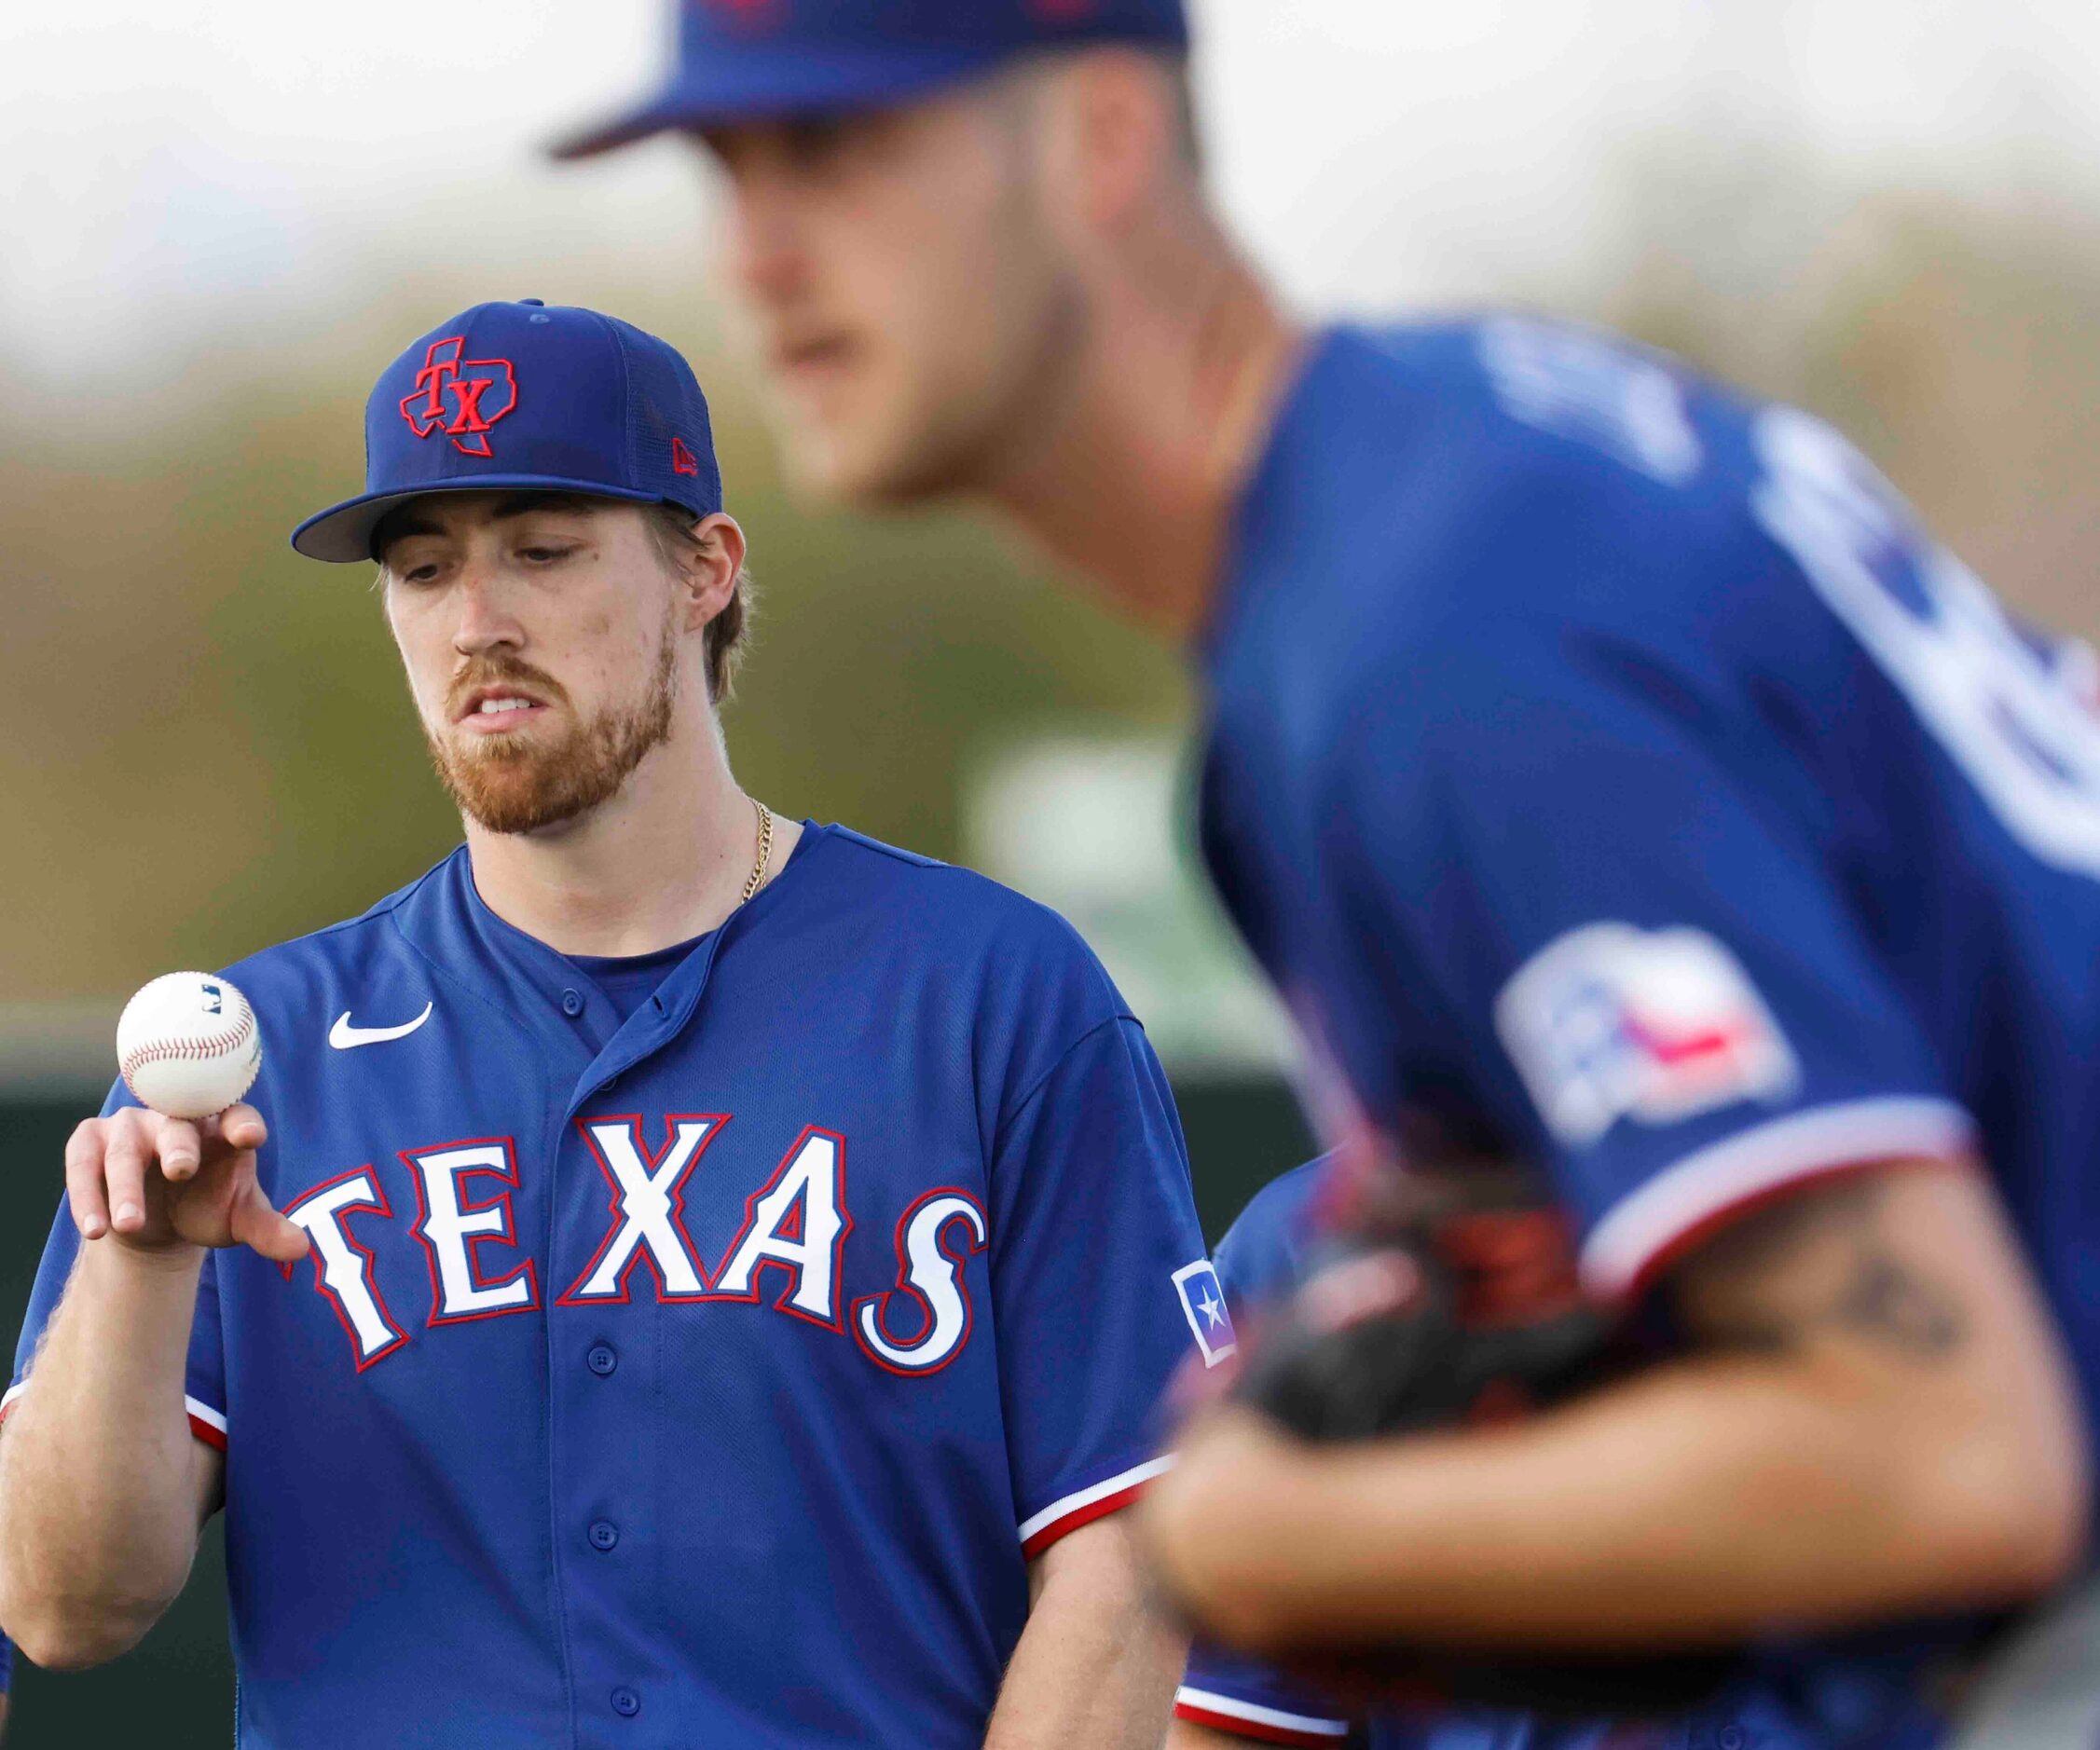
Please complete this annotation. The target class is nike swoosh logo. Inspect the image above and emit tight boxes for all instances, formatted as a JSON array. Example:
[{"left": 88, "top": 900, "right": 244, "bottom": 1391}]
[{"left": 328, "top": 1003, "right": 434, "bottom": 1050}]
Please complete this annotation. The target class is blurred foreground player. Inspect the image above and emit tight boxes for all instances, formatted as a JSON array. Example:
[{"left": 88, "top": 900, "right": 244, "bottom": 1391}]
[
  {"left": 561, "top": 4, "right": 2100, "bottom": 1743},
  {"left": 0, "top": 301, "right": 1213, "bottom": 1748},
  {"left": 1166, "top": 1164, "right": 1652, "bottom": 1750}
]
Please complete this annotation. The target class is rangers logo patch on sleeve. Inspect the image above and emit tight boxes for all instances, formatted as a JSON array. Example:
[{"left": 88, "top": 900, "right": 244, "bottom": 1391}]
[
  {"left": 1494, "top": 923, "right": 1798, "bottom": 1148},
  {"left": 1173, "top": 1260, "right": 1237, "bottom": 1368}
]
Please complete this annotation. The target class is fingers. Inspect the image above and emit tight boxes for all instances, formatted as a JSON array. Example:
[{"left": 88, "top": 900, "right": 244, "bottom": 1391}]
[
  {"left": 64, "top": 1118, "right": 111, "bottom": 1240},
  {"left": 158, "top": 1117, "right": 205, "bottom": 1183},
  {"left": 228, "top": 1177, "right": 309, "bottom": 1266},
  {"left": 62, "top": 1104, "right": 288, "bottom": 1257},
  {"left": 206, "top": 1104, "right": 268, "bottom": 1155},
  {"left": 103, "top": 1118, "right": 152, "bottom": 1237}
]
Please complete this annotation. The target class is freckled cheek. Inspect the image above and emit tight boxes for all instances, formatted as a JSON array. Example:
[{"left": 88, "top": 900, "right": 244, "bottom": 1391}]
[
  {"left": 388, "top": 611, "right": 450, "bottom": 719},
  {"left": 546, "top": 616, "right": 656, "bottom": 713}
]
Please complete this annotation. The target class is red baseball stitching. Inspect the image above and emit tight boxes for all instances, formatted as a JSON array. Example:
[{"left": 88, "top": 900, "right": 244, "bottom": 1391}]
[{"left": 120, "top": 1009, "right": 257, "bottom": 1085}]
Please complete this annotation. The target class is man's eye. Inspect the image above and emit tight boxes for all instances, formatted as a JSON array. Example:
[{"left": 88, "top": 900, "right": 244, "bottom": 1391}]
[
  {"left": 781, "top": 116, "right": 858, "bottom": 171},
  {"left": 520, "top": 543, "right": 575, "bottom": 564},
  {"left": 398, "top": 563, "right": 442, "bottom": 585}
]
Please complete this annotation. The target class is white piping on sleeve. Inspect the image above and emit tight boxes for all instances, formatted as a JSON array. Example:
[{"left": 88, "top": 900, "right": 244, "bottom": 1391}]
[
  {"left": 1017, "top": 1455, "right": 1176, "bottom": 1548},
  {"left": 1174, "top": 1686, "right": 1352, "bottom": 1740},
  {"left": 1581, "top": 1095, "right": 1975, "bottom": 1299}
]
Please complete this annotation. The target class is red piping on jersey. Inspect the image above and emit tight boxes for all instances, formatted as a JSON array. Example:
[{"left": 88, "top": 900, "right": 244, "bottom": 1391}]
[
  {"left": 850, "top": 1186, "right": 988, "bottom": 1378},
  {"left": 698, "top": 1124, "right": 855, "bottom": 1334},
  {"left": 398, "top": 1134, "right": 541, "bottom": 1328},
  {"left": 1171, "top": 1698, "right": 1344, "bottom": 1747},
  {"left": 556, "top": 1113, "right": 727, "bottom": 1306},
  {"left": 1020, "top": 1478, "right": 1150, "bottom": 1560}
]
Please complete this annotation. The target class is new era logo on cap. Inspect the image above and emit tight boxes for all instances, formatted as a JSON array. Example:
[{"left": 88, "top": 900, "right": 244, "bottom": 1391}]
[{"left": 400, "top": 338, "right": 520, "bottom": 459}]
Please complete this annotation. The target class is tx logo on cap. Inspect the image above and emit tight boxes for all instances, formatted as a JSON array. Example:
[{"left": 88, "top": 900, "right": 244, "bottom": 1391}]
[{"left": 400, "top": 337, "right": 519, "bottom": 458}]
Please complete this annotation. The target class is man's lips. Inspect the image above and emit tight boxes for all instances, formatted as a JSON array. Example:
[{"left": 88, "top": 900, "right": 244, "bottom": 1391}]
[
  {"left": 772, "top": 332, "right": 859, "bottom": 385},
  {"left": 454, "top": 686, "right": 553, "bottom": 732}
]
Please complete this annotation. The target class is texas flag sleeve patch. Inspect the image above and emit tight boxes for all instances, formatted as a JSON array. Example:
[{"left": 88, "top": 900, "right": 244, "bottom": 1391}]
[
  {"left": 1173, "top": 1259, "right": 1238, "bottom": 1367},
  {"left": 1494, "top": 923, "right": 1798, "bottom": 1148}
]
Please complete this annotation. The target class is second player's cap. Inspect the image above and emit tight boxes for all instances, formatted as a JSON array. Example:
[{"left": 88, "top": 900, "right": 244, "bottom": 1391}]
[
  {"left": 291, "top": 300, "right": 723, "bottom": 563},
  {"left": 552, "top": 0, "right": 1189, "bottom": 159}
]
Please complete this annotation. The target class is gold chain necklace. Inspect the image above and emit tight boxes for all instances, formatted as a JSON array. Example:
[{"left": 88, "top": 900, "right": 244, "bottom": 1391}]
[{"left": 738, "top": 799, "right": 774, "bottom": 907}]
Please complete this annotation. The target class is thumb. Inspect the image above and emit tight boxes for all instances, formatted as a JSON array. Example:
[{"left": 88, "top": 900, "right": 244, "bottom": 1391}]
[
  {"left": 230, "top": 1179, "right": 309, "bottom": 1265},
  {"left": 208, "top": 1104, "right": 269, "bottom": 1154}
]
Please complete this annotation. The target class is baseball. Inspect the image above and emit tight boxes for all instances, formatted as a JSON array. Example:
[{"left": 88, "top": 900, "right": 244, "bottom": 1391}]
[{"left": 116, "top": 972, "right": 265, "bottom": 1120}]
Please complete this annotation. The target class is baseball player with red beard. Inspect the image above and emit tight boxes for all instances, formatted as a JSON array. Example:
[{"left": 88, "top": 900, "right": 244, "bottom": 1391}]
[{"left": 0, "top": 300, "right": 1221, "bottom": 1749}]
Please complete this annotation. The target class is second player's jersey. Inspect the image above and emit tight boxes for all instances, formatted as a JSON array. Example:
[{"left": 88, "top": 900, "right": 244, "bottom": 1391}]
[
  {"left": 1195, "top": 318, "right": 2100, "bottom": 1747},
  {"left": 1174, "top": 1158, "right": 1373, "bottom": 1749},
  {"left": 9, "top": 826, "right": 1215, "bottom": 1750}
]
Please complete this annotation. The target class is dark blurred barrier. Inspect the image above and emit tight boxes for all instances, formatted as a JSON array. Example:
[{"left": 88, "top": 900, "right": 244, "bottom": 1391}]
[
  {"left": 0, "top": 1078, "right": 1309, "bottom": 1747},
  {"left": 1174, "top": 1077, "right": 1319, "bottom": 1242},
  {"left": 0, "top": 1094, "right": 236, "bottom": 1750}
]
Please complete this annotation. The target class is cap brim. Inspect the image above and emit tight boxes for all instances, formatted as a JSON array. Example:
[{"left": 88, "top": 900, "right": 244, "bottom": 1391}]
[
  {"left": 290, "top": 476, "right": 667, "bottom": 564},
  {"left": 549, "top": 41, "right": 1009, "bottom": 159}
]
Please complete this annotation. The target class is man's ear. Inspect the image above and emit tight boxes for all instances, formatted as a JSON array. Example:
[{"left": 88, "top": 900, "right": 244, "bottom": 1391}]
[
  {"left": 1039, "top": 50, "right": 1183, "bottom": 238},
  {"left": 679, "top": 513, "right": 747, "bottom": 628}
]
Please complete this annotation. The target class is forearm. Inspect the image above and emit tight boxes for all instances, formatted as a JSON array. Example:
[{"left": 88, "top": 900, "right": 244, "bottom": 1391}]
[
  {"left": 0, "top": 1239, "right": 212, "bottom": 1665},
  {"left": 1151, "top": 1165, "right": 2087, "bottom": 1656},
  {"left": 986, "top": 1521, "right": 1187, "bottom": 1750},
  {"left": 1166, "top": 1361, "right": 2032, "bottom": 1652}
]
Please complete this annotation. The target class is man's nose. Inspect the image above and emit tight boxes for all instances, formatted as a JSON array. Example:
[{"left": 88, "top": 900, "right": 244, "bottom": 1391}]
[
  {"left": 721, "top": 176, "right": 811, "bottom": 309},
  {"left": 451, "top": 565, "right": 524, "bottom": 656}
]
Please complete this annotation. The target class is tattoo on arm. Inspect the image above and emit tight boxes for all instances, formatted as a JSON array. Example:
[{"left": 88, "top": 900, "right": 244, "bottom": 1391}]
[{"left": 1675, "top": 1175, "right": 1968, "bottom": 1360}]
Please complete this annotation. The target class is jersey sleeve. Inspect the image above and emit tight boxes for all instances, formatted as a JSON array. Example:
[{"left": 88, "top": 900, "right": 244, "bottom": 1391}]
[
  {"left": 3, "top": 1080, "right": 229, "bottom": 1451},
  {"left": 1338, "top": 646, "right": 1973, "bottom": 1303},
  {"left": 987, "top": 1015, "right": 1221, "bottom": 1557},
  {"left": 1175, "top": 1645, "right": 1355, "bottom": 1744}
]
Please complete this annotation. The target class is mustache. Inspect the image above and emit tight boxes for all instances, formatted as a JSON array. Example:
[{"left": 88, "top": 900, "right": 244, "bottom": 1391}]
[{"left": 444, "top": 654, "right": 571, "bottom": 719}]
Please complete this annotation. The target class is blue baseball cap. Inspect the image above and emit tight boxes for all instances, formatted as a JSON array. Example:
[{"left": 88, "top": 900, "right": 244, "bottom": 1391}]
[
  {"left": 553, "top": 0, "right": 1189, "bottom": 158},
  {"left": 292, "top": 300, "right": 724, "bottom": 563}
]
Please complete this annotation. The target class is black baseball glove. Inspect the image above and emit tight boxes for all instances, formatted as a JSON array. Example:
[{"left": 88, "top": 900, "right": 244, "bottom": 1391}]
[{"left": 1222, "top": 1167, "right": 1739, "bottom": 1720}]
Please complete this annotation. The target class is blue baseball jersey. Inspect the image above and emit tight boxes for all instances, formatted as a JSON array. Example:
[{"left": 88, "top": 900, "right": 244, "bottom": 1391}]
[
  {"left": 1193, "top": 318, "right": 2100, "bottom": 1747},
  {"left": 1174, "top": 1158, "right": 1367, "bottom": 1749},
  {"left": 7, "top": 825, "right": 1217, "bottom": 1749}
]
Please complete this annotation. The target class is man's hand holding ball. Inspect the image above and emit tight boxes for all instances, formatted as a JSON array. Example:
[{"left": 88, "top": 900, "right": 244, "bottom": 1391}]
[{"left": 67, "top": 973, "right": 307, "bottom": 1265}]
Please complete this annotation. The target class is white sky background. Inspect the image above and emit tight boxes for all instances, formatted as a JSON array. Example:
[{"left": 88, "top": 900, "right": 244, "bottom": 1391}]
[{"left": 4, "top": 0, "right": 2100, "bottom": 385}]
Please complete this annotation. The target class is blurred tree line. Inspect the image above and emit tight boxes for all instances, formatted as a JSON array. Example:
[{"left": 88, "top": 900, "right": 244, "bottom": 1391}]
[{"left": 5, "top": 150, "right": 2100, "bottom": 1004}]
